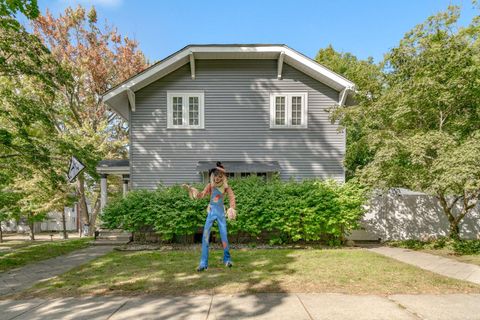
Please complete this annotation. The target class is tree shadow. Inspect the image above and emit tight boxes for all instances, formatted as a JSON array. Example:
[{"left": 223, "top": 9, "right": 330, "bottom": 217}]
[
  {"left": 361, "top": 191, "right": 480, "bottom": 240},
  {"left": 7, "top": 247, "right": 298, "bottom": 319},
  {"left": 133, "top": 59, "right": 345, "bottom": 188}
]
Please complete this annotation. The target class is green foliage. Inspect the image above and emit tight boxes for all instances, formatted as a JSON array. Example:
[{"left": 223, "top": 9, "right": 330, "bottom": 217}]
[
  {"left": 315, "top": 45, "right": 383, "bottom": 180},
  {"left": 452, "top": 240, "right": 480, "bottom": 255},
  {"left": 101, "top": 177, "right": 368, "bottom": 245},
  {"left": 0, "top": 0, "right": 39, "bottom": 30},
  {"left": 329, "top": 5, "right": 480, "bottom": 239},
  {"left": 388, "top": 238, "right": 480, "bottom": 255}
]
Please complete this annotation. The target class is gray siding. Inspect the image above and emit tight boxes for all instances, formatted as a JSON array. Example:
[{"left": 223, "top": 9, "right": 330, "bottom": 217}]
[{"left": 131, "top": 59, "right": 344, "bottom": 188}]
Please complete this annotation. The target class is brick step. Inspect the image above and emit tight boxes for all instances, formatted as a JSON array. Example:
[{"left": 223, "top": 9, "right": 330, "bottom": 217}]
[
  {"left": 97, "top": 234, "right": 131, "bottom": 240},
  {"left": 97, "top": 235, "right": 131, "bottom": 240},
  {"left": 97, "top": 229, "right": 131, "bottom": 236},
  {"left": 92, "top": 239, "right": 130, "bottom": 246},
  {"left": 97, "top": 231, "right": 131, "bottom": 236}
]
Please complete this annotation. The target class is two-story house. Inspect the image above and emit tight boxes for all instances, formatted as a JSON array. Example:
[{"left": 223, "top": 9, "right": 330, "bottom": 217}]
[{"left": 97, "top": 44, "right": 355, "bottom": 210}]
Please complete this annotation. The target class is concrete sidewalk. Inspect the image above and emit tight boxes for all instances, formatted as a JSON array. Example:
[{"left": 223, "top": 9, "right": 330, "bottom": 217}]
[
  {"left": 368, "top": 246, "right": 480, "bottom": 285},
  {"left": 0, "top": 246, "right": 115, "bottom": 296},
  {"left": 1, "top": 293, "right": 480, "bottom": 320}
]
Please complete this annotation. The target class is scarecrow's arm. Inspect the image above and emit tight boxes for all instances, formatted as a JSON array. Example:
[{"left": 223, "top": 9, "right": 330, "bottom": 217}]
[{"left": 183, "top": 183, "right": 211, "bottom": 199}]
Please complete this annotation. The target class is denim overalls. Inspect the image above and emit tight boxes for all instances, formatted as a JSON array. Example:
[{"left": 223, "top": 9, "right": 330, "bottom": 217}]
[{"left": 199, "top": 186, "right": 231, "bottom": 268}]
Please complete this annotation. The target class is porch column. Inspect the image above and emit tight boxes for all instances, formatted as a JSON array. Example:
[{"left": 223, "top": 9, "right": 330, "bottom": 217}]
[
  {"left": 100, "top": 174, "right": 108, "bottom": 212},
  {"left": 122, "top": 174, "right": 130, "bottom": 198}
]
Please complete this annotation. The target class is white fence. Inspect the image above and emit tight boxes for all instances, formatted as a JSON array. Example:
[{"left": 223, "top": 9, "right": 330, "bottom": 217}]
[{"left": 349, "top": 189, "right": 480, "bottom": 241}]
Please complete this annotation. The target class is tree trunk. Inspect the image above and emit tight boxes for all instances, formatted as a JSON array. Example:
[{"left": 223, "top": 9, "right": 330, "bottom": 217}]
[
  {"left": 88, "top": 196, "right": 100, "bottom": 236},
  {"left": 28, "top": 214, "right": 35, "bottom": 241},
  {"left": 449, "top": 222, "right": 460, "bottom": 240},
  {"left": 438, "top": 194, "right": 460, "bottom": 240},
  {"left": 0, "top": 221, "right": 3, "bottom": 243},
  {"left": 438, "top": 193, "right": 477, "bottom": 241},
  {"left": 61, "top": 210, "right": 68, "bottom": 239},
  {"left": 77, "top": 173, "right": 89, "bottom": 235}
]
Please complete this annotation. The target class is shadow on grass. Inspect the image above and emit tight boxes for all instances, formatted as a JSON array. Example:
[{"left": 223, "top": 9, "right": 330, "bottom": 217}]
[{"left": 11, "top": 247, "right": 298, "bottom": 319}]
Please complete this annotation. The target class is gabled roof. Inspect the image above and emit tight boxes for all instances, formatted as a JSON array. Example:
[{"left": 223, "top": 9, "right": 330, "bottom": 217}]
[{"left": 103, "top": 44, "right": 355, "bottom": 120}]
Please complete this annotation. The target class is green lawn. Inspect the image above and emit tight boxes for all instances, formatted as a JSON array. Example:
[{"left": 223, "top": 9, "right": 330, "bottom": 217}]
[
  {"left": 13, "top": 247, "right": 480, "bottom": 298},
  {"left": 0, "top": 238, "right": 92, "bottom": 272},
  {"left": 420, "top": 249, "right": 480, "bottom": 267}
]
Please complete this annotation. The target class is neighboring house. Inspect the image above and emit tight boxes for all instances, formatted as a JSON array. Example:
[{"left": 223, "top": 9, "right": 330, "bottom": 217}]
[
  {"left": 98, "top": 44, "right": 355, "bottom": 209},
  {"left": 1, "top": 207, "right": 78, "bottom": 233}
]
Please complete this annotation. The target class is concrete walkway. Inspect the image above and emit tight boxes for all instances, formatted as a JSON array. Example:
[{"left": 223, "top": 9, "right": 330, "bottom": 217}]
[
  {"left": 369, "top": 246, "right": 480, "bottom": 285},
  {"left": 0, "top": 246, "right": 115, "bottom": 296},
  {"left": 1, "top": 293, "right": 480, "bottom": 320}
]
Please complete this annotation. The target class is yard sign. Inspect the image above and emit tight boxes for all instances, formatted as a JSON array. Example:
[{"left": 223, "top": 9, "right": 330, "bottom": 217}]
[{"left": 67, "top": 156, "right": 85, "bottom": 182}]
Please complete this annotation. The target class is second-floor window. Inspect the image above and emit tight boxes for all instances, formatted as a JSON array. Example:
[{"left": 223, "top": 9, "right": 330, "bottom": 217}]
[
  {"left": 270, "top": 93, "right": 308, "bottom": 128},
  {"left": 167, "top": 91, "right": 204, "bottom": 129}
]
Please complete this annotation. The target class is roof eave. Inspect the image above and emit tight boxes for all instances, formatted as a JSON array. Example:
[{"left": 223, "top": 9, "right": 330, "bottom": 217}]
[{"left": 102, "top": 45, "right": 356, "bottom": 120}]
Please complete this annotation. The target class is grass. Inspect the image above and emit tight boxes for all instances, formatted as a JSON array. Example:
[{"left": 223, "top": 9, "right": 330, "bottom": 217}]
[
  {"left": 12, "top": 247, "right": 480, "bottom": 298},
  {"left": 387, "top": 239, "right": 480, "bottom": 267},
  {"left": 0, "top": 238, "right": 92, "bottom": 272},
  {"left": 420, "top": 249, "right": 480, "bottom": 267}
]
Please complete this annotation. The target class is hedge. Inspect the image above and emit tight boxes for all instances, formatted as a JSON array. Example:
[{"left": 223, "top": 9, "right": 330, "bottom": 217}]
[{"left": 101, "top": 176, "right": 368, "bottom": 245}]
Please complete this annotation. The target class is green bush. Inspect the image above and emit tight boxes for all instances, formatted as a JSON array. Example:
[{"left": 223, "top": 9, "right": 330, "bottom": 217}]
[
  {"left": 387, "top": 238, "right": 480, "bottom": 255},
  {"left": 452, "top": 240, "right": 480, "bottom": 255},
  {"left": 101, "top": 177, "right": 368, "bottom": 244}
]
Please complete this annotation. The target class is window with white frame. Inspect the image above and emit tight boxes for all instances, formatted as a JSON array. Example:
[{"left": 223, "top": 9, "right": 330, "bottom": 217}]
[
  {"left": 270, "top": 93, "right": 308, "bottom": 128},
  {"left": 167, "top": 91, "right": 204, "bottom": 129}
]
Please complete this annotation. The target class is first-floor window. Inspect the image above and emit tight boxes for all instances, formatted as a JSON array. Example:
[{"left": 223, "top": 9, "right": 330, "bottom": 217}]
[
  {"left": 270, "top": 92, "right": 308, "bottom": 128},
  {"left": 167, "top": 91, "right": 204, "bottom": 129}
]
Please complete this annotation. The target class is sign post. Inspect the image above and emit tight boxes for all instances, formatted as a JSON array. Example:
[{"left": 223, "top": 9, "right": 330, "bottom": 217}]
[{"left": 67, "top": 156, "right": 86, "bottom": 238}]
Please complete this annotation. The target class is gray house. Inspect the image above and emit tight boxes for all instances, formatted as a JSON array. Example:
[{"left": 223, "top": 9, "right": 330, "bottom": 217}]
[{"left": 98, "top": 44, "right": 355, "bottom": 210}]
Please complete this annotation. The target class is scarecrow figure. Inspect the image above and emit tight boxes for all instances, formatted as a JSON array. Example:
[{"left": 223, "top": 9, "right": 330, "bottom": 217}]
[{"left": 183, "top": 162, "right": 236, "bottom": 272}]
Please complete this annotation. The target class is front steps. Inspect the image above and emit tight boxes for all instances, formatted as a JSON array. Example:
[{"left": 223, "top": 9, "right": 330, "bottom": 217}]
[{"left": 93, "top": 229, "right": 132, "bottom": 246}]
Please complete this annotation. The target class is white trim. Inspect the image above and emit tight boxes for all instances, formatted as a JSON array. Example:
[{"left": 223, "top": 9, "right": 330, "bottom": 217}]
[
  {"left": 189, "top": 52, "right": 195, "bottom": 80},
  {"left": 339, "top": 88, "right": 349, "bottom": 106},
  {"left": 270, "top": 92, "right": 308, "bottom": 129},
  {"left": 127, "top": 89, "right": 135, "bottom": 112},
  {"left": 167, "top": 91, "right": 205, "bottom": 129},
  {"left": 102, "top": 45, "right": 355, "bottom": 120},
  {"left": 95, "top": 166, "right": 130, "bottom": 175},
  {"left": 277, "top": 51, "right": 285, "bottom": 80}
]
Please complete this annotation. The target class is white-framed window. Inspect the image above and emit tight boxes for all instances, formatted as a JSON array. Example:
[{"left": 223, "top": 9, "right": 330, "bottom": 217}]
[
  {"left": 270, "top": 92, "right": 308, "bottom": 128},
  {"left": 167, "top": 91, "right": 204, "bottom": 129}
]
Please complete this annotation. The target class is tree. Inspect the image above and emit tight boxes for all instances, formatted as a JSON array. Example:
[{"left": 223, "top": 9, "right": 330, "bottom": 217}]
[
  {"left": 315, "top": 46, "right": 383, "bottom": 179},
  {"left": 32, "top": 6, "right": 148, "bottom": 235},
  {"left": 1, "top": 0, "right": 80, "bottom": 240},
  {"left": 0, "top": 0, "right": 39, "bottom": 30},
  {"left": 0, "top": 172, "right": 21, "bottom": 242},
  {"left": 332, "top": 6, "right": 480, "bottom": 239}
]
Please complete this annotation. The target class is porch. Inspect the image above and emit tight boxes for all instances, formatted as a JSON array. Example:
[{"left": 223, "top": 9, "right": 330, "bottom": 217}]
[{"left": 96, "top": 159, "right": 130, "bottom": 211}]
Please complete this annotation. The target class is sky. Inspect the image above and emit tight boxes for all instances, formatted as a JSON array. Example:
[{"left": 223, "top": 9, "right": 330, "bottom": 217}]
[{"left": 36, "top": 0, "right": 478, "bottom": 64}]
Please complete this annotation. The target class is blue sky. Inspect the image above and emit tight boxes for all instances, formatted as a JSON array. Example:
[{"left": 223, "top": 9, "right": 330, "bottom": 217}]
[{"left": 37, "top": 0, "right": 477, "bottom": 64}]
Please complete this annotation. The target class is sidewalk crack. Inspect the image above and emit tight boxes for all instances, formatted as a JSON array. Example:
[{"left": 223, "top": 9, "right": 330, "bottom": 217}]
[
  {"left": 205, "top": 294, "right": 214, "bottom": 320},
  {"left": 387, "top": 296, "right": 424, "bottom": 320},
  {"left": 9, "top": 300, "right": 48, "bottom": 320},
  {"left": 106, "top": 300, "right": 128, "bottom": 320},
  {"left": 295, "top": 294, "right": 314, "bottom": 320}
]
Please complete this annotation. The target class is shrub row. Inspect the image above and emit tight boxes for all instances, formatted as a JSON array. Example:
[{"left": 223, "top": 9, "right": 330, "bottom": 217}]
[
  {"left": 101, "top": 176, "right": 368, "bottom": 245},
  {"left": 387, "top": 238, "right": 480, "bottom": 255}
]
